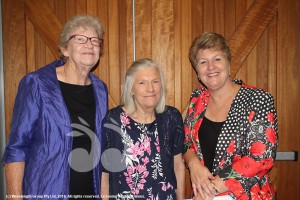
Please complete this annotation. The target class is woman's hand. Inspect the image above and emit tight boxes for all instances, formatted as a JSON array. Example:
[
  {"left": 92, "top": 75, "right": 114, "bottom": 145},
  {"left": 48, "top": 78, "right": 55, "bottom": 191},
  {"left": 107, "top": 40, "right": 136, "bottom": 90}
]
[
  {"left": 192, "top": 190, "right": 214, "bottom": 200},
  {"left": 189, "top": 158, "right": 216, "bottom": 199}
]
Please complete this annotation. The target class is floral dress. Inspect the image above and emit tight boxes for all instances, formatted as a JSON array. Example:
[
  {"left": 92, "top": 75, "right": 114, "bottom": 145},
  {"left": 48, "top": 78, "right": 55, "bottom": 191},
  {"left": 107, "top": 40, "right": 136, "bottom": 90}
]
[
  {"left": 103, "top": 106, "right": 183, "bottom": 200},
  {"left": 183, "top": 80, "right": 278, "bottom": 200}
]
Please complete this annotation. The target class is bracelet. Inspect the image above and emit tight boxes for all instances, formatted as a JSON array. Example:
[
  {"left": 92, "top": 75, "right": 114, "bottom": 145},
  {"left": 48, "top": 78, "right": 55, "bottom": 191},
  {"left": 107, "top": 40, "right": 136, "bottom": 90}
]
[{"left": 210, "top": 180, "right": 219, "bottom": 194}]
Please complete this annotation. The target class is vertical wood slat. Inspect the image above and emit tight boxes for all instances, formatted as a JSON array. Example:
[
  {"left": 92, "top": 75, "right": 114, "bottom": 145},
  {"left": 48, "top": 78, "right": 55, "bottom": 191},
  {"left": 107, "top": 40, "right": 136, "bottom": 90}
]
[
  {"left": 118, "top": 0, "right": 128, "bottom": 93},
  {"left": 151, "top": 0, "right": 175, "bottom": 105},
  {"left": 213, "top": 0, "right": 225, "bottom": 34},
  {"left": 174, "top": 0, "right": 182, "bottom": 111},
  {"left": 125, "top": 0, "right": 133, "bottom": 69},
  {"left": 191, "top": 0, "right": 203, "bottom": 94},
  {"left": 203, "top": 0, "right": 214, "bottom": 31},
  {"left": 234, "top": 0, "right": 249, "bottom": 81},
  {"left": 107, "top": 0, "right": 121, "bottom": 107},
  {"left": 135, "top": 0, "right": 152, "bottom": 59},
  {"left": 96, "top": 0, "right": 109, "bottom": 85},
  {"left": 179, "top": 0, "right": 193, "bottom": 112},
  {"left": 224, "top": 0, "right": 236, "bottom": 38},
  {"left": 3, "top": 0, "right": 27, "bottom": 138}
]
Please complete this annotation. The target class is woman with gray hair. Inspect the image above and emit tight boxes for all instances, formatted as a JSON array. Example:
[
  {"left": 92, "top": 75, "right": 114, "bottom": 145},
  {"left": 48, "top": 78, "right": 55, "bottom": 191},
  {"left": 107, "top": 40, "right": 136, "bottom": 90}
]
[
  {"left": 3, "top": 15, "right": 108, "bottom": 199},
  {"left": 101, "top": 58, "right": 185, "bottom": 199}
]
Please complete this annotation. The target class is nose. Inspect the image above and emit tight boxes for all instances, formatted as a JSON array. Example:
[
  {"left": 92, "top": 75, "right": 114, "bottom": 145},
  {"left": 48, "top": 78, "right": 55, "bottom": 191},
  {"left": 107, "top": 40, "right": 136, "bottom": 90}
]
[
  {"left": 207, "top": 61, "right": 214, "bottom": 69},
  {"left": 147, "top": 82, "right": 154, "bottom": 92},
  {"left": 84, "top": 38, "right": 94, "bottom": 48}
]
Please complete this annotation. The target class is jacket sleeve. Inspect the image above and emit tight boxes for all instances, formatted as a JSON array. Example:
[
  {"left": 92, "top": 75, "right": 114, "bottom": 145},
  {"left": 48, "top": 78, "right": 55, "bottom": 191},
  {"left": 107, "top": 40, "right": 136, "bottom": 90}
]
[
  {"left": 170, "top": 107, "right": 184, "bottom": 156},
  {"left": 218, "top": 91, "right": 278, "bottom": 198},
  {"left": 2, "top": 75, "right": 41, "bottom": 163}
]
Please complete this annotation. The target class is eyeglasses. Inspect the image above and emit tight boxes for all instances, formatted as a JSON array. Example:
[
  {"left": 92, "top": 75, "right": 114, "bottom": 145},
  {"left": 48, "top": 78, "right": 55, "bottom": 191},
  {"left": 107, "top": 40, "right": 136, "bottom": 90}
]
[{"left": 69, "top": 34, "right": 103, "bottom": 47}]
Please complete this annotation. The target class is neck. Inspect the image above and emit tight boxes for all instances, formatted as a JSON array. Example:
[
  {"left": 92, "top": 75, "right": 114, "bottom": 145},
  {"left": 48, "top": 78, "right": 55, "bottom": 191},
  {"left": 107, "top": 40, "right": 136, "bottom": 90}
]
[
  {"left": 130, "top": 108, "right": 156, "bottom": 124},
  {"left": 209, "top": 80, "right": 237, "bottom": 104},
  {"left": 61, "top": 63, "right": 91, "bottom": 85}
]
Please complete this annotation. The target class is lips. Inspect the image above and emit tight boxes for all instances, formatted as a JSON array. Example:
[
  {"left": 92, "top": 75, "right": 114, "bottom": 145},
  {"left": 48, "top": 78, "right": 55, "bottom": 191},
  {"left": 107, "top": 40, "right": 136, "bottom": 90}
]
[
  {"left": 82, "top": 52, "right": 94, "bottom": 55},
  {"left": 207, "top": 72, "right": 219, "bottom": 77}
]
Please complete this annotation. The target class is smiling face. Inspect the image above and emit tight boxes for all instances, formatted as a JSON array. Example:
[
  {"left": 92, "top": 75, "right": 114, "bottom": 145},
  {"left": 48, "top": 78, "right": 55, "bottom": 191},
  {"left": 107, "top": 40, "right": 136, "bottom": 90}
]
[
  {"left": 195, "top": 48, "right": 231, "bottom": 91},
  {"left": 61, "top": 26, "right": 101, "bottom": 70},
  {"left": 131, "top": 67, "right": 162, "bottom": 112}
]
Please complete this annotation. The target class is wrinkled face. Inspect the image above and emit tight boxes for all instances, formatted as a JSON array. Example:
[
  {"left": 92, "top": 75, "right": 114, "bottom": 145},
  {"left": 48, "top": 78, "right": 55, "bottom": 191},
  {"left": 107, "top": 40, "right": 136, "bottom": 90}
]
[
  {"left": 195, "top": 48, "right": 230, "bottom": 91},
  {"left": 131, "top": 67, "right": 162, "bottom": 112},
  {"left": 61, "top": 26, "right": 101, "bottom": 69}
]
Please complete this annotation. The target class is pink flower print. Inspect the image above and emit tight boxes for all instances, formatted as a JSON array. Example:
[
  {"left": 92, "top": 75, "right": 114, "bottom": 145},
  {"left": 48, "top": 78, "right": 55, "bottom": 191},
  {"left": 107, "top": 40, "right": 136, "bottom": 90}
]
[
  {"left": 120, "top": 112, "right": 130, "bottom": 126},
  {"left": 155, "top": 136, "right": 160, "bottom": 153},
  {"left": 142, "top": 170, "right": 149, "bottom": 178},
  {"left": 141, "top": 136, "right": 151, "bottom": 155},
  {"left": 167, "top": 182, "right": 173, "bottom": 190},
  {"left": 137, "top": 183, "right": 145, "bottom": 190},
  {"left": 142, "top": 156, "right": 149, "bottom": 165},
  {"left": 127, "top": 142, "right": 143, "bottom": 159},
  {"left": 161, "top": 182, "right": 167, "bottom": 191},
  {"left": 127, "top": 166, "right": 134, "bottom": 175},
  {"left": 136, "top": 165, "right": 147, "bottom": 173},
  {"left": 132, "top": 188, "right": 139, "bottom": 195}
]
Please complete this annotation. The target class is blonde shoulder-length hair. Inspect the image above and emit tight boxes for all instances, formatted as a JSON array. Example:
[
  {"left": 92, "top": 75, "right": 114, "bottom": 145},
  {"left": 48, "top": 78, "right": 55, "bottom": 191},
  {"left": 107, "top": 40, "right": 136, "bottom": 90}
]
[{"left": 121, "top": 58, "right": 166, "bottom": 115}]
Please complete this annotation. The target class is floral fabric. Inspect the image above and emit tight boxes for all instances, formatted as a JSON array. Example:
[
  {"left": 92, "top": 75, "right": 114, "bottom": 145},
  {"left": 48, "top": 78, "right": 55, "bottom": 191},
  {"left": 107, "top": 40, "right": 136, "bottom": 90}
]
[
  {"left": 103, "top": 106, "right": 184, "bottom": 200},
  {"left": 183, "top": 80, "right": 278, "bottom": 199}
]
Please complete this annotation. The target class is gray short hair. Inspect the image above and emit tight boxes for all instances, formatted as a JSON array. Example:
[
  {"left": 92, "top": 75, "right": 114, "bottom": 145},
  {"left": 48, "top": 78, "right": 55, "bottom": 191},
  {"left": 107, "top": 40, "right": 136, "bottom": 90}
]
[
  {"left": 122, "top": 58, "right": 166, "bottom": 115},
  {"left": 58, "top": 15, "right": 104, "bottom": 61}
]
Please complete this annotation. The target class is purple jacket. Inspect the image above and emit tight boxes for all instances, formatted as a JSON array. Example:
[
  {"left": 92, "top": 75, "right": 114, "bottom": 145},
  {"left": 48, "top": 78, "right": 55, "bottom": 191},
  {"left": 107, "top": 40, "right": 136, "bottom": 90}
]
[{"left": 3, "top": 60, "right": 108, "bottom": 199}]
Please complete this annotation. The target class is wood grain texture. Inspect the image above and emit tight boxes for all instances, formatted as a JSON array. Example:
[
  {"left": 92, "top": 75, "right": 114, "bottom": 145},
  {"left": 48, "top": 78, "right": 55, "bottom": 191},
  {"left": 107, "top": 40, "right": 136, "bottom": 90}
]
[
  {"left": 229, "top": 0, "right": 278, "bottom": 78},
  {"left": 2, "top": 0, "right": 300, "bottom": 199},
  {"left": 276, "top": 0, "right": 300, "bottom": 199},
  {"left": 24, "top": 0, "right": 62, "bottom": 58},
  {"left": 3, "top": 0, "right": 27, "bottom": 138}
]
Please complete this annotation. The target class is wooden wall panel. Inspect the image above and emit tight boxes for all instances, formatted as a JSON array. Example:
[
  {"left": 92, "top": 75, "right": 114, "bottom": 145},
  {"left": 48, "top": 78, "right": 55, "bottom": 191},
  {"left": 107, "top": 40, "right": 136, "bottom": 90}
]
[
  {"left": 2, "top": 0, "right": 300, "bottom": 199},
  {"left": 3, "top": 0, "right": 27, "bottom": 138},
  {"left": 277, "top": 0, "right": 300, "bottom": 199}
]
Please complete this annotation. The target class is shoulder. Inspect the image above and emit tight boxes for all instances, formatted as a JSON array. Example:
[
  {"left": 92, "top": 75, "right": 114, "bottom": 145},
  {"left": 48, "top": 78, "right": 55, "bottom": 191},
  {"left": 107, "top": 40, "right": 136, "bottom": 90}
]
[
  {"left": 21, "top": 60, "right": 63, "bottom": 83},
  {"left": 236, "top": 80, "right": 275, "bottom": 110},
  {"left": 241, "top": 82, "right": 275, "bottom": 103},
  {"left": 190, "top": 85, "right": 207, "bottom": 99},
  {"left": 163, "top": 106, "right": 181, "bottom": 115},
  {"left": 160, "top": 106, "right": 183, "bottom": 123},
  {"left": 90, "top": 73, "right": 107, "bottom": 88},
  {"left": 106, "top": 106, "right": 123, "bottom": 119}
]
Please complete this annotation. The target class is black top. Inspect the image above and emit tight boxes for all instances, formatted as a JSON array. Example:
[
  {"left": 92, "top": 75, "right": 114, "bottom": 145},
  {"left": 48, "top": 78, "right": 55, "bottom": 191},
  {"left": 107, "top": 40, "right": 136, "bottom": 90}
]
[
  {"left": 198, "top": 116, "right": 224, "bottom": 172},
  {"left": 59, "top": 81, "right": 96, "bottom": 198}
]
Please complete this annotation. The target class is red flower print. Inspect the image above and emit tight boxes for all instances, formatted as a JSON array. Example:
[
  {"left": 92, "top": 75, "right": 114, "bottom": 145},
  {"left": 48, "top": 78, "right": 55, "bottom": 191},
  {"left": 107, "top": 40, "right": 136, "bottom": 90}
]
[
  {"left": 257, "top": 169, "right": 269, "bottom": 178},
  {"left": 250, "top": 184, "right": 261, "bottom": 200},
  {"left": 232, "top": 157, "right": 261, "bottom": 177},
  {"left": 260, "top": 184, "right": 274, "bottom": 199},
  {"left": 266, "top": 128, "right": 277, "bottom": 144},
  {"left": 258, "top": 158, "right": 274, "bottom": 171},
  {"left": 248, "top": 111, "right": 255, "bottom": 122},
  {"left": 227, "top": 140, "right": 236, "bottom": 154},
  {"left": 267, "top": 112, "right": 275, "bottom": 123},
  {"left": 249, "top": 142, "right": 266, "bottom": 156},
  {"left": 219, "top": 157, "right": 225, "bottom": 167},
  {"left": 193, "top": 119, "right": 202, "bottom": 134},
  {"left": 225, "top": 179, "right": 244, "bottom": 197},
  {"left": 188, "top": 106, "right": 194, "bottom": 115},
  {"left": 233, "top": 155, "right": 241, "bottom": 162}
]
